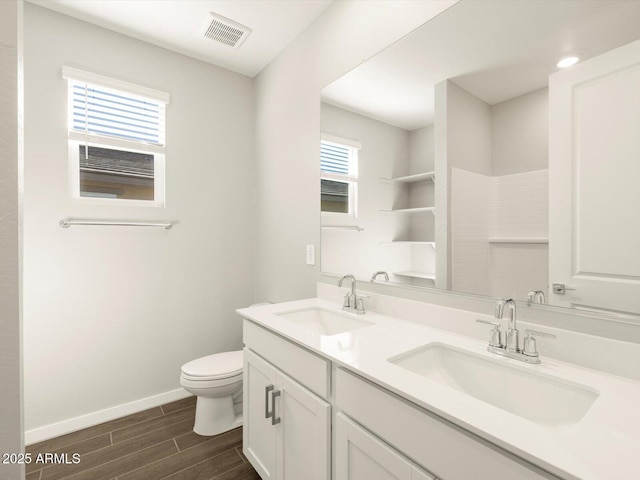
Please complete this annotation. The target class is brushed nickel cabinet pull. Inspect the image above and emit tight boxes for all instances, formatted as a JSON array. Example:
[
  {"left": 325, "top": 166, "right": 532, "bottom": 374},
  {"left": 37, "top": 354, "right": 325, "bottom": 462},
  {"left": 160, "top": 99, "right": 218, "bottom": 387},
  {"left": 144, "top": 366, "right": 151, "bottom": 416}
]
[
  {"left": 271, "top": 390, "right": 281, "bottom": 425},
  {"left": 265, "top": 385, "right": 274, "bottom": 419}
]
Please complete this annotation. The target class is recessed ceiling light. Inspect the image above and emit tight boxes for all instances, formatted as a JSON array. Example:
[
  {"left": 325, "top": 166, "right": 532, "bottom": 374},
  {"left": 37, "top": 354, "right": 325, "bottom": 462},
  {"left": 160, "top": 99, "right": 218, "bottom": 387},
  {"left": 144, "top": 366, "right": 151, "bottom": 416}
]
[{"left": 557, "top": 56, "right": 579, "bottom": 68}]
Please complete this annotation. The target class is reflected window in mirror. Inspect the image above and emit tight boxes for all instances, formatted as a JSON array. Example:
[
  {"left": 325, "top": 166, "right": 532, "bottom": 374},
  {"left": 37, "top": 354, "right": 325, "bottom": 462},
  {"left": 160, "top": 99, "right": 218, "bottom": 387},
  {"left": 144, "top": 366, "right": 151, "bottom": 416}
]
[{"left": 320, "top": 135, "right": 360, "bottom": 217}]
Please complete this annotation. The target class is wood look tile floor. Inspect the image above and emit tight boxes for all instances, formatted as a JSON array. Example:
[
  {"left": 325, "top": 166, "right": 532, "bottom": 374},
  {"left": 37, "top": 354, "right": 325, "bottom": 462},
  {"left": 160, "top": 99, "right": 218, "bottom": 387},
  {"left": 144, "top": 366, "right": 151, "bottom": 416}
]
[{"left": 26, "top": 397, "right": 261, "bottom": 480}]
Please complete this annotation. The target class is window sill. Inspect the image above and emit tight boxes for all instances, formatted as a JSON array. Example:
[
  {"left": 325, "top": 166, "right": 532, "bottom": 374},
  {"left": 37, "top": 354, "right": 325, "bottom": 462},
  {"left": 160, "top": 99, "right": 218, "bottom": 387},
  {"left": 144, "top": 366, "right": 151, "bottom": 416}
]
[{"left": 70, "top": 196, "right": 164, "bottom": 208}]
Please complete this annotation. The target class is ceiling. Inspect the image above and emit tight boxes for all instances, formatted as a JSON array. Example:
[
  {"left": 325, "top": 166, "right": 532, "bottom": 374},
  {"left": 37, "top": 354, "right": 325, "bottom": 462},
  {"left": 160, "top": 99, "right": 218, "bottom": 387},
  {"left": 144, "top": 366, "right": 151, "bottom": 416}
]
[
  {"left": 27, "top": 0, "right": 333, "bottom": 77},
  {"left": 321, "top": 0, "right": 640, "bottom": 131}
]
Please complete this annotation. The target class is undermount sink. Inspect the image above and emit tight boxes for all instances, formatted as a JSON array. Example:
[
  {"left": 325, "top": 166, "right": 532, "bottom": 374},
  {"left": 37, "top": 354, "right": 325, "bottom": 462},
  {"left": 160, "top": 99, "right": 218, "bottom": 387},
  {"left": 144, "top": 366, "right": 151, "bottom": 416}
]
[
  {"left": 277, "top": 307, "right": 374, "bottom": 336},
  {"left": 389, "top": 343, "right": 599, "bottom": 426}
]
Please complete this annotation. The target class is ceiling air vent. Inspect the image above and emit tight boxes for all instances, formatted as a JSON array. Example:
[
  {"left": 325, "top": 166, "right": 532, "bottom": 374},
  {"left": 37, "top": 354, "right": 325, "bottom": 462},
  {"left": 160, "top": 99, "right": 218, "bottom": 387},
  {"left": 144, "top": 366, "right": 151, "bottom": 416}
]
[{"left": 203, "top": 13, "right": 251, "bottom": 48}]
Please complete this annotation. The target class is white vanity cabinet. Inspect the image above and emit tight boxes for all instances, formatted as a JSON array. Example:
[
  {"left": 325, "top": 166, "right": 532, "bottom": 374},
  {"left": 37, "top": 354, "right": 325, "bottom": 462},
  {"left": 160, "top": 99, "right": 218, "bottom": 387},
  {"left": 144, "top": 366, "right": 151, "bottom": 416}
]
[
  {"left": 243, "top": 321, "right": 331, "bottom": 480},
  {"left": 336, "top": 412, "right": 435, "bottom": 480},
  {"left": 242, "top": 317, "right": 564, "bottom": 480}
]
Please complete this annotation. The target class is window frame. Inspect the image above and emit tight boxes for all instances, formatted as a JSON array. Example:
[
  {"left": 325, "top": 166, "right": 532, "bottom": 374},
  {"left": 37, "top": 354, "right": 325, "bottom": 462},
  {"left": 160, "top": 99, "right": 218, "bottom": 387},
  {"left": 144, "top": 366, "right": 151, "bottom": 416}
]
[
  {"left": 320, "top": 134, "right": 361, "bottom": 219},
  {"left": 63, "top": 66, "right": 169, "bottom": 207},
  {"left": 68, "top": 140, "right": 166, "bottom": 207}
]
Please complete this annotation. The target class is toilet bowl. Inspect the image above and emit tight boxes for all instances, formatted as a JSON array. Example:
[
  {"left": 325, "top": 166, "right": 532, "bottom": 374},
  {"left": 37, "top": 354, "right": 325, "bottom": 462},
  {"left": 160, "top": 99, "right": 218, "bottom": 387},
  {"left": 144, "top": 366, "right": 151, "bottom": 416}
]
[{"left": 180, "top": 350, "right": 243, "bottom": 436}]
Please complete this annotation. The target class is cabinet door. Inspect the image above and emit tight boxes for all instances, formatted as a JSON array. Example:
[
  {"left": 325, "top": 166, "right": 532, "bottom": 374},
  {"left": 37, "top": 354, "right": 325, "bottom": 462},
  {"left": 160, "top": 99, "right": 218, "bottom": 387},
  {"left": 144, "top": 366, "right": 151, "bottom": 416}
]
[
  {"left": 276, "top": 371, "right": 331, "bottom": 480},
  {"left": 549, "top": 38, "right": 640, "bottom": 314},
  {"left": 335, "top": 413, "right": 435, "bottom": 480},
  {"left": 244, "top": 349, "right": 278, "bottom": 480}
]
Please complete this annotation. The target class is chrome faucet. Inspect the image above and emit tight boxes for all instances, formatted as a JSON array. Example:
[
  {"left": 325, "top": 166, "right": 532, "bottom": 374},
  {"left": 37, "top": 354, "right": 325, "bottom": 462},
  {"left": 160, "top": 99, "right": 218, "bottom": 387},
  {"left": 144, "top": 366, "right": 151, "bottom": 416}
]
[
  {"left": 476, "top": 298, "right": 555, "bottom": 364},
  {"left": 370, "top": 271, "right": 389, "bottom": 283},
  {"left": 495, "top": 298, "right": 519, "bottom": 352},
  {"left": 527, "top": 290, "right": 545, "bottom": 305},
  {"left": 338, "top": 274, "right": 366, "bottom": 314}
]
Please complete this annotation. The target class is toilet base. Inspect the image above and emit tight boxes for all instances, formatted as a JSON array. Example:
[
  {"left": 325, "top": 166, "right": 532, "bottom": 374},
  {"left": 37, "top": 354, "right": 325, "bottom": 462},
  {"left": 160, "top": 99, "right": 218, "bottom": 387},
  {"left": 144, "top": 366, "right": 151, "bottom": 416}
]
[{"left": 193, "top": 395, "right": 243, "bottom": 436}]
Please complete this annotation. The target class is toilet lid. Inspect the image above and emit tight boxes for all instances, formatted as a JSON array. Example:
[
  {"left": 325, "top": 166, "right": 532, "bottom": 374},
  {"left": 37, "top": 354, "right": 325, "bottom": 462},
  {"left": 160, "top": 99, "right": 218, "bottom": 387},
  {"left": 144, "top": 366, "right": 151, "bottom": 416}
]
[{"left": 181, "top": 350, "right": 243, "bottom": 380}]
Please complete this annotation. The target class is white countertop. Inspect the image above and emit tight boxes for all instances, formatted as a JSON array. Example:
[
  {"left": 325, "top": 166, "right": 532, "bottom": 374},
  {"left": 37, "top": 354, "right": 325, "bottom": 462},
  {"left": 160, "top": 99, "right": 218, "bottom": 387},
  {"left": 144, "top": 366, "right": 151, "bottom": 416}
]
[{"left": 237, "top": 297, "right": 640, "bottom": 480}]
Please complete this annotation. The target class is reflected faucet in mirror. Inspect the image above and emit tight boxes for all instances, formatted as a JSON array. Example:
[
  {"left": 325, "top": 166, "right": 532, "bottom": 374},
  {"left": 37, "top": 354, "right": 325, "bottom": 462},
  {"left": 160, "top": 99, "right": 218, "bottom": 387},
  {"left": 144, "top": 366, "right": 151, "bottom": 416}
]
[
  {"left": 528, "top": 290, "right": 546, "bottom": 305},
  {"left": 370, "top": 271, "right": 389, "bottom": 283}
]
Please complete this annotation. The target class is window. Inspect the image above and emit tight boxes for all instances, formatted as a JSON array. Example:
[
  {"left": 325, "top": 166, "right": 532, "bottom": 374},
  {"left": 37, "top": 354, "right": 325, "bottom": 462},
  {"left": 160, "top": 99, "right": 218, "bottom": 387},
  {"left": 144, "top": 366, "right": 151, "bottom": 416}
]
[
  {"left": 320, "top": 135, "right": 360, "bottom": 216},
  {"left": 63, "top": 67, "right": 170, "bottom": 205}
]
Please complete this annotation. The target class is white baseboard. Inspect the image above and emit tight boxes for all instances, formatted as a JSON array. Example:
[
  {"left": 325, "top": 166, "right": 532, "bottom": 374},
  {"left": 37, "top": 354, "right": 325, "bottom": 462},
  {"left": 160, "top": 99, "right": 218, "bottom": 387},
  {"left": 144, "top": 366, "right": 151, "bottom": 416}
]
[{"left": 25, "top": 388, "right": 193, "bottom": 445}]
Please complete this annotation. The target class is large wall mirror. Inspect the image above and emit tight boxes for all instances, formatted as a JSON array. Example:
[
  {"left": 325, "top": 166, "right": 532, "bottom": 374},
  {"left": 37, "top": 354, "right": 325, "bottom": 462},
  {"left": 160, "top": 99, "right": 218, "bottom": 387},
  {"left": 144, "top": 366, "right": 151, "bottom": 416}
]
[{"left": 320, "top": 0, "right": 640, "bottom": 319}]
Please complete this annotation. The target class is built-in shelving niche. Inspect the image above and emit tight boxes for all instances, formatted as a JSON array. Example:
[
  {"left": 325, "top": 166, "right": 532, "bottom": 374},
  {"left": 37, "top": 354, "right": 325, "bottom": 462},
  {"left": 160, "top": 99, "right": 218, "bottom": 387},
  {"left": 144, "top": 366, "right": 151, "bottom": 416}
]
[
  {"left": 392, "top": 270, "right": 436, "bottom": 280},
  {"left": 380, "top": 169, "right": 436, "bottom": 284},
  {"left": 379, "top": 171, "right": 435, "bottom": 184},
  {"left": 379, "top": 206, "right": 435, "bottom": 215}
]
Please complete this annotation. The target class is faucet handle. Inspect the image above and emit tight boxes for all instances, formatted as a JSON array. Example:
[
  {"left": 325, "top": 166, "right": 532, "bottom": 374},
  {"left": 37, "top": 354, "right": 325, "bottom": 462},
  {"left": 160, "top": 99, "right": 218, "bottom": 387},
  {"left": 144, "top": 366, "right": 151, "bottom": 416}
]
[
  {"left": 355, "top": 296, "right": 366, "bottom": 314},
  {"left": 476, "top": 319, "right": 503, "bottom": 348},
  {"left": 523, "top": 330, "right": 556, "bottom": 357},
  {"left": 342, "top": 292, "right": 351, "bottom": 308}
]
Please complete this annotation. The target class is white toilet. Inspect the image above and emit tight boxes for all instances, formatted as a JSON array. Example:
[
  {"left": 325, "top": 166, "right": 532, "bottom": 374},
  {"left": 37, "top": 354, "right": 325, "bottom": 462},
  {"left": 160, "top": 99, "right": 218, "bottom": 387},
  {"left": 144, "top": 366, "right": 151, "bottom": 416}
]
[{"left": 180, "top": 350, "right": 243, "bottom": 436}]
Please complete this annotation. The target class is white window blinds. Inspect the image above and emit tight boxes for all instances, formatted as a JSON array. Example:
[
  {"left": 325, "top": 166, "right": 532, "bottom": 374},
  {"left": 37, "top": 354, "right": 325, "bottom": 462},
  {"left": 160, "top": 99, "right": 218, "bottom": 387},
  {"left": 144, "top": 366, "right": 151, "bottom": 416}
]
[
  {"left": 70, "top": 83, "right": 165, "bottom": 145},
  {"left": 62, "top": 67, "right": 169, "bottom": 150},
  {"left": 320, "top": 135, "right": 360, "bottom": 179},
  {"left": 320, "top": 141, "right": 351, "bottom": 175}
]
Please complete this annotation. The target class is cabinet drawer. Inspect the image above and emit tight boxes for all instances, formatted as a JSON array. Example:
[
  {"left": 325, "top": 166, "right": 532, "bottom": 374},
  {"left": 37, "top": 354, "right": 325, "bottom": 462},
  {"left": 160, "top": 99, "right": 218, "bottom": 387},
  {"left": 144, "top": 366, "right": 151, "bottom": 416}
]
[
  {"left": 244, "top": 319, "right": 330, "bottom": 398},
  {"left": 336, "top": 368, "right": 560, "bottom": 480}
]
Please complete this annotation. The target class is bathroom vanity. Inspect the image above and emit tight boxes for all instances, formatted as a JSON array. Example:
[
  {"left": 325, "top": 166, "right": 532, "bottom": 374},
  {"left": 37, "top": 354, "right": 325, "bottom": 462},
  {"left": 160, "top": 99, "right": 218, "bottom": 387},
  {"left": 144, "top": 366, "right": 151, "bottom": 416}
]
[{"left": 238, "top": 286, "right": 640, "bottom": 480}]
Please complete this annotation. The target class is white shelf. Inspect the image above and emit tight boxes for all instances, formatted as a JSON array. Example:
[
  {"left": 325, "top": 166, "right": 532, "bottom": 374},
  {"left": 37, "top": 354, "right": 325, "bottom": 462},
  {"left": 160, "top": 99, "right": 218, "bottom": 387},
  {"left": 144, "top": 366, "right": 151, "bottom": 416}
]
[
  {"left": 380, "top": 171, "right": 435, "bottom": 183},
  {"left": 321, "top": 225, "right": 364, "bottom": 231},
  {"left": 379, "top": 207, "right": 435, "bottom": 215},
  {"left": 380, "top": 241, "right": 435, "bottom": 247},
  {"left": 393, "top": 271, "right": 436, "bottom": 280},
  {"left": 488, "top": 237, "right": 549, "bottom": 244}
]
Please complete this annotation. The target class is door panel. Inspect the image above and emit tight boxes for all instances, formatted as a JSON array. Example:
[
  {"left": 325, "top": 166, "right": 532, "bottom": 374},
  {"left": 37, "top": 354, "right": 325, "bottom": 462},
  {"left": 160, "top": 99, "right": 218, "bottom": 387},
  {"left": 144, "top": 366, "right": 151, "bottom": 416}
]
[
  {"left": 549, "top": 38, "right": 640, "bottom": 314},
  {"left": 244, "top": 349, "right": 277, "bottom": 480},
  {"left": 276, "top": 371, "right": 330, "bottom": 480},
  {"left": 335, "top": 413, "right": 435, "bottom": 480}
]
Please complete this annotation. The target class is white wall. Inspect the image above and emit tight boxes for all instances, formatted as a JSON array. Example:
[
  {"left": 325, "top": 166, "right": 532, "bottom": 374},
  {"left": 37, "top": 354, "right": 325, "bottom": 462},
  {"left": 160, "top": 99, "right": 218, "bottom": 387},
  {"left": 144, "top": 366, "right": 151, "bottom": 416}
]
[
  {"left": 445, "top": 81, "right": 493, "bottom": 175},
  {"left": 0, "top": 0, "right": 24, "bottom": 476},
  {"left": 492, "top": 87, "right": 548, "bottom": 176},
  {"left": 254, "top": 0, "right": 458, "bottom": 303},
  {"left": 23, "top": 4, "right": 255, "bottom": 440},
  {"left": 408, "top": 125, "right": 434, "bottom": 175}
]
